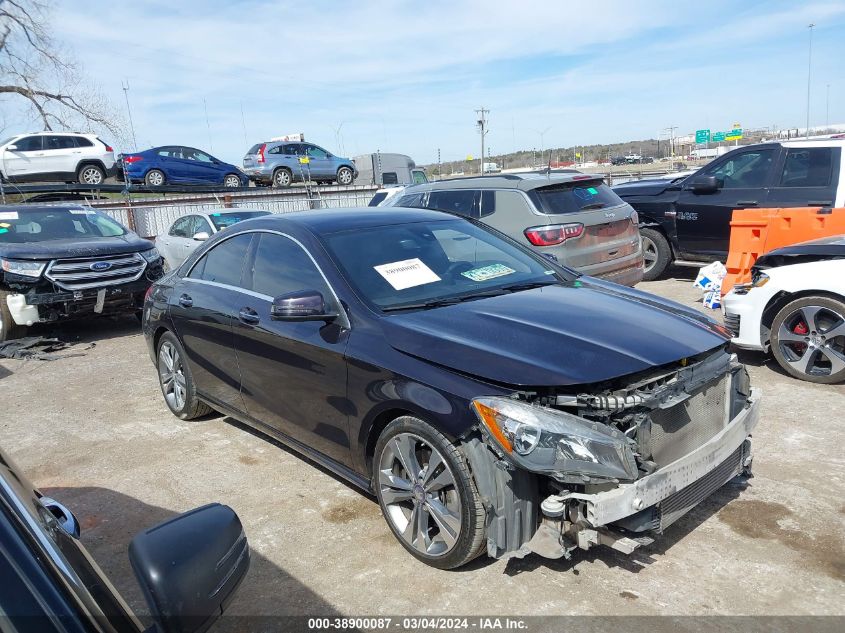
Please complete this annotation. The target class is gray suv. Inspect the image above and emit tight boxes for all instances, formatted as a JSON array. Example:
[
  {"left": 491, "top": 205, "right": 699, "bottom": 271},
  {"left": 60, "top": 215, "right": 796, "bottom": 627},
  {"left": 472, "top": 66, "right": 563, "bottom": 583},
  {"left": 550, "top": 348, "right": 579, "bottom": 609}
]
[
  {"left": 386, "top": 173, "right": 644, "bottom": 286},
  {"left": 242, "top": 141, "right": 357, "bottom": 187}
]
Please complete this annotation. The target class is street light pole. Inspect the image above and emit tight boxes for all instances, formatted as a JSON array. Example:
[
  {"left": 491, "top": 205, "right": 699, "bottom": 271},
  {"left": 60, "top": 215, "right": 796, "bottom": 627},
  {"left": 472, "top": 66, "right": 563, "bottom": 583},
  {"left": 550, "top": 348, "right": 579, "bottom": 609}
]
[
  {"left": 806, "top": 23, "right": 815, "bottom": 138},
  {"left": 476, "top": 107, "right": 489, "bottom": 174}
]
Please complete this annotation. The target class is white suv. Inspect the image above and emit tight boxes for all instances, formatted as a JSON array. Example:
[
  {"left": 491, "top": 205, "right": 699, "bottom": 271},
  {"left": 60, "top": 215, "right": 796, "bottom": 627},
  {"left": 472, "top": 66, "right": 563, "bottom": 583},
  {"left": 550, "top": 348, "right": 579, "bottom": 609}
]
[{"left": 0, "top": 132, "right": 116, "bottom": 185}]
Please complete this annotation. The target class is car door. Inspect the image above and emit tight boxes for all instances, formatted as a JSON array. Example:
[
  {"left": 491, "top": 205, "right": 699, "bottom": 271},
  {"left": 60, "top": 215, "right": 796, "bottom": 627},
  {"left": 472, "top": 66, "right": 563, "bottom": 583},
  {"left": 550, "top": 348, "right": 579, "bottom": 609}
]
[
  {"left": 232, "top": 231, "right": 353, "bottom": 467},
  {"left": 304, "top": 144, "right": 332, "bottom": 179},
  {"left": 674, "top": 147, "right": 778, "bottom": 259},
  {"left": 180, "top": 148, "right": 222, "bottom": 183},
  {"left": 169, "top": 232, "right": 254, "bottom": 411},
  {"left": 41, "top": 135, "right": 79, "bottom": 177},
  {"left": 767, "top": 146, "right": 841, "bottom": 208},
  {"left": 2, "top": 135, "right": 45, "bottom": 178}
]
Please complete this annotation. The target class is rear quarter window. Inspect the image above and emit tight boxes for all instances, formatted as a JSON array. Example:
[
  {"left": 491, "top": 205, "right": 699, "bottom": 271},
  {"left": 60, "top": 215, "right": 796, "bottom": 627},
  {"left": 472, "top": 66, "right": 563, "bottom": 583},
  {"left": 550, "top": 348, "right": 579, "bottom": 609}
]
[{"left": 529, "top": 181, "right": 624, "bottom": 214}]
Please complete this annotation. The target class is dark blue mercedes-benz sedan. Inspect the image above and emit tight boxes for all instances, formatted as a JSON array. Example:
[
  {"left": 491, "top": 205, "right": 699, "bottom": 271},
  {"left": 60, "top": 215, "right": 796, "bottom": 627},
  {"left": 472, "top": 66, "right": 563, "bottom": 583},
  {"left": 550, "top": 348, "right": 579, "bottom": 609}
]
[{"left": 142, "top": 207, "right": 760, "bottom": 569}]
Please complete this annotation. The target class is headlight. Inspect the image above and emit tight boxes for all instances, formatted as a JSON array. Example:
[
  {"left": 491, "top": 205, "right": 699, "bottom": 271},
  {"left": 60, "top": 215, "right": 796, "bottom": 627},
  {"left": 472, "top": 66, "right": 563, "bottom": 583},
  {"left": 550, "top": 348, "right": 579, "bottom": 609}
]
[
  {"left": 1, "top": 258, "right": 45, "bottom": 278},
  {"left": 471, "top": 397, "right": 638, "bottom": 482},
  {"left": 139, "top": 247, "right": 161, "bottom": 263}
]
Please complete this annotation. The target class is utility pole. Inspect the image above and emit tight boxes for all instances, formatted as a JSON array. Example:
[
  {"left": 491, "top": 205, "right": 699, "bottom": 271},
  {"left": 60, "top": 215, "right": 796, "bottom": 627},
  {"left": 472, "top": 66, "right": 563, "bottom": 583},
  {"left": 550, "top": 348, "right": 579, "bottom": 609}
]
[
  {"left": 203, "top": 98, "right": 213, "bottom": 152},
  {"left": 663, "top": 126, "right": 678, "bottom": 170},
  {"left": 806, "top": 23, "right": 815, "bottom": 138},
  {"left": 437, "top": 148, "right": 441, "bottom": 181},
  {"left": 476, "top": 107, "right": 489, "bottom": 175},
  {"left": 121, "top": 80, "right": 137, "bottom": 151}
]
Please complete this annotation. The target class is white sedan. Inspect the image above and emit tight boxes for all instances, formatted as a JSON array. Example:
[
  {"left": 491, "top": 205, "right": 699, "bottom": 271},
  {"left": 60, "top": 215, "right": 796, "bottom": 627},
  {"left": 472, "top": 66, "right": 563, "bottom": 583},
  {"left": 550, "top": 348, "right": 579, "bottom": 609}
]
[
  {"left": 156, "top": 209, "right": 271, "bottom": 269},
  {"left": 722, "top": 235, "right": 845, "bottom": 383}
]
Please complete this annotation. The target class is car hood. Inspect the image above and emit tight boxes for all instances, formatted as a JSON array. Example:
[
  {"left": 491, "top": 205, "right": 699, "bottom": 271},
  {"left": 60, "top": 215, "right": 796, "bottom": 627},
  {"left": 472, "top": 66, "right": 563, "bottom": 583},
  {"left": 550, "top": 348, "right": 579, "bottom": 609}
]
[
  {"left": 0, "top": 233, "right": 153, "bottom": 260},
  {"left": 381, "top": 280, "right": 729, "bottom": 387},
  {"left": 613, "top": 179, "right": 679, "bottom": 197},
  {"left": 755, "top": 234, "right": 845, "bottom": 269}
]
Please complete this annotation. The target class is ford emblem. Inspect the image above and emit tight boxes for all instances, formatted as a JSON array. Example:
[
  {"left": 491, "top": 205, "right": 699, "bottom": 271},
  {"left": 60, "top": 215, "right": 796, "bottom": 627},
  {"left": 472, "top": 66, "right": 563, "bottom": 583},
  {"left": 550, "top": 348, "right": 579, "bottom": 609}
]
[{"left": 90, "top": 261, "right": 112, "bottom": 271}]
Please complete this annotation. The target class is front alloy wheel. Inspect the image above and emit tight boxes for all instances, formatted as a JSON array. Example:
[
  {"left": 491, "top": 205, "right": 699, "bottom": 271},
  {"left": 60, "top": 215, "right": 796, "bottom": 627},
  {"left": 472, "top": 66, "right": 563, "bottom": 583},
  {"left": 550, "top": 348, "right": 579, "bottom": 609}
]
[
  {"left": 771, "top": 297, "right": 845, "bottom": 383},
  {"left": 224, "top": 174, "right": 241, "bottom": 188},
  {"left": 374, "top": 417, "right": 486, "bottom": 569},
  {"left": 337, "top": 166, "right": 354, "bottom": 185}
]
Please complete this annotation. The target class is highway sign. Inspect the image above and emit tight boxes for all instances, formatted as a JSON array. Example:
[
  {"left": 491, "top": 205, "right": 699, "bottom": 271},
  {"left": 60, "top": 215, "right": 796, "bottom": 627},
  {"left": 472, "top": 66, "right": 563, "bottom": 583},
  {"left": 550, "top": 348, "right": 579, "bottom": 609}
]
[
  {"left": 695, "top": 129, "right": 710, "bottom": 144},
  {"left": 712, "top": 131, "right": 726, "bottom": 142},
  {"left": 725, "top": 128, "right": 743, "bottom": 140}
]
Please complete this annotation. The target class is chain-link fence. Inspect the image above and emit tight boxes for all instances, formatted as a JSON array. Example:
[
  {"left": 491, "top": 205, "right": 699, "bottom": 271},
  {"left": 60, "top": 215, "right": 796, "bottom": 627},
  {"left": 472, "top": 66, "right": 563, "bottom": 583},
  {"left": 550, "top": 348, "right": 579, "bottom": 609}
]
[{"left": 89, "top": 186, "right": 379, "bottom": 237}]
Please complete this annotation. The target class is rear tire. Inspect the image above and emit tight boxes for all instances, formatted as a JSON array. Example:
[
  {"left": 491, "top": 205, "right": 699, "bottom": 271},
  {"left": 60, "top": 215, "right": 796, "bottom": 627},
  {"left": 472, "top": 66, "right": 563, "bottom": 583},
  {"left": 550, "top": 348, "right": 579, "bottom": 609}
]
[
  {"left": 145, "top": 169, "right": 166, "bottom": 187},
  {"left": 373, "top": 416, "right": 486, "bottom": 569},
  {"left": 272, "top": 168, "right": 292, "bottom": 188},
  {"left": 0, "top": 288, "right": 27, "bottom": 342},
  {"left": 77, "top": 164, "right": 105, "bottom": 185},
  {"left": 156, "top": 332, "right": 213, "bottom": 419},
  {"left": 770, "top": 296, "right": 845, "bottom": 384},
  {"left": 640, "top": 228, "right": 672, "bottom": 281}
]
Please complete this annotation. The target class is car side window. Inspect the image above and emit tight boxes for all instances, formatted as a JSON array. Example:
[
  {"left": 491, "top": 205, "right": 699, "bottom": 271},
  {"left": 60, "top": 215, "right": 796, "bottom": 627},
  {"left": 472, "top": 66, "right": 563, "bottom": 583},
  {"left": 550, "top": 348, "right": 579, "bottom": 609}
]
[
  {"left": 169, "top": 216, "right": 192, "bottom": 237},
  {"left": 306, "top": 145, "right": 328, "bottom": 159},
  {"left": 702, "top": 149, "right": 775, "bottom": 189},
  {"left": 190, "top": 233, "right": 252, "bottom": 286},
  {"left": 195, "top": 217, "right": 213, "bottom": 235},
  {"left": 779, "top": 148, "right": 833, "bottom": 187},
  {"left": 44, "top": 136, "right": 76, "bottom": 150},
  {"left": 12, "top": 136, "right": 43, "bottom": 151},
  {"left": 382, "top": 172, "right": 399, "bottom": 185},
  {"left": 396, "top": 192, "right": 426, "bottom": 208},
  {"left": 284, "top": 144, "right": 302, "bottom": 155},
  {"left": 267, "top": 145, "right": 282, "bottom": 155},
  {"left": 249, "top": 233, "right": 332, "bottom": 302},
  {"left": 74, "top": 137, "right": 94, "bottom": 147},
  {"left": 427, "top": 190, "right": 480, "bottom": 219}
]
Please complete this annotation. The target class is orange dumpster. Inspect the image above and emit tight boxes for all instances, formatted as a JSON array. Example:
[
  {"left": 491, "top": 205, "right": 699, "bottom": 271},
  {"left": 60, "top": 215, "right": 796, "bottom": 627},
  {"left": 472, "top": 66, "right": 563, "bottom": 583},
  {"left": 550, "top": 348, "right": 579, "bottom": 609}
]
[{"left": 722, "top": 207, "right": 845, "bottom": 295}]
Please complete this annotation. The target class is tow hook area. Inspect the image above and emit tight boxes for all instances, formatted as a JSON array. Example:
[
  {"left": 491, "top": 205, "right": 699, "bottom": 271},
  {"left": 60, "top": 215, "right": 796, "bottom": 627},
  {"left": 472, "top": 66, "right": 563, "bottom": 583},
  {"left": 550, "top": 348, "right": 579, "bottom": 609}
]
[{"left": 525, "top": 495, "right": 653, "bottom": 559}]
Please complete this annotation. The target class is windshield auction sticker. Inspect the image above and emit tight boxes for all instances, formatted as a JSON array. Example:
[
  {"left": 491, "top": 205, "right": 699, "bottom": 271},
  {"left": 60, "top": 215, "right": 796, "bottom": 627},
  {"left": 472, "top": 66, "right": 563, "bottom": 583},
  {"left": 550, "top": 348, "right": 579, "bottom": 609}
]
[
  {"left": 0, "top": 211, "right": 19, "bottom": 220},
  {"left": 461, "top": 263, "right": 515, "bottom": 282},
  {"left": 374, "top": 258, "right": 441, "bottom": 290}
]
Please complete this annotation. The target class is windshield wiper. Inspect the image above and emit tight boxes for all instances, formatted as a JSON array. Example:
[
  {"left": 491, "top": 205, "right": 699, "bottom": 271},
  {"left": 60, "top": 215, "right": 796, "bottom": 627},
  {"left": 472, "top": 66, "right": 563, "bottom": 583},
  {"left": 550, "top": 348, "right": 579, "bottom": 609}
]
[
  {"left": 500, "top": 280, "right": 561, "bottom": 292},
  {"left": 381, "top": 289, "right": 508, "bottom": 313},
  {"left": 579, "top": 202, "right": 606, "bottom": 210}
]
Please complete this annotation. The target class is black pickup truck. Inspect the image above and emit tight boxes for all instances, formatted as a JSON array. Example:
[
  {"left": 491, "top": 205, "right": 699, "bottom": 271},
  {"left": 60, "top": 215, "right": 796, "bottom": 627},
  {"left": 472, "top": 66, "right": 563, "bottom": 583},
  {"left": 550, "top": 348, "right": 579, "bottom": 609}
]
[
  {"left": 0, "top": 204, "right": 164, "bottom": 340},
  {"left": 614, "top": 140, "right": 844, "bottom": 280}
]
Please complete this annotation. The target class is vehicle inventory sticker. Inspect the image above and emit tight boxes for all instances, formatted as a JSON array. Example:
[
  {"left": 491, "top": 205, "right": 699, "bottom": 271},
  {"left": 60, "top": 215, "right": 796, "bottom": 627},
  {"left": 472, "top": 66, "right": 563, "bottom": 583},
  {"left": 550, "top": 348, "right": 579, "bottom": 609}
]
[
  {"left": 374, "top": 258, "right": 441, "bottom": 290},
  {"left": 0, "top": 211, "right": 19, "bottom": 220},
  {"left": 461, "top": 263, "right": 516, "bottom": 282},
  {"left": 69, "top": 209, "right": 96, "bottom": 214}
]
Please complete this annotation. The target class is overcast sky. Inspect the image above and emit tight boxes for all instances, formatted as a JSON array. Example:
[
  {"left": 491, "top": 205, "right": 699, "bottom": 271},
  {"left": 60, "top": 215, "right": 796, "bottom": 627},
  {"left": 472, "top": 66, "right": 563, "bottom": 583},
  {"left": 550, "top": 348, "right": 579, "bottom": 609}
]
[{"left": 23, "top": 0, "right": 845, "bottom": 163}]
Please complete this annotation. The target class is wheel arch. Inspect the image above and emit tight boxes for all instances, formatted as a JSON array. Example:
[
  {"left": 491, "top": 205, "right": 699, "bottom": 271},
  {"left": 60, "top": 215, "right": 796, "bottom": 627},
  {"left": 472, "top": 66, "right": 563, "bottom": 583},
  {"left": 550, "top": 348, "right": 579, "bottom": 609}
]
[
  {"left": 761, "top": 289, "right": 845, "bottom": 330},
  {"left": 76, "top": 159, "right": 107, "bottom": 174}
]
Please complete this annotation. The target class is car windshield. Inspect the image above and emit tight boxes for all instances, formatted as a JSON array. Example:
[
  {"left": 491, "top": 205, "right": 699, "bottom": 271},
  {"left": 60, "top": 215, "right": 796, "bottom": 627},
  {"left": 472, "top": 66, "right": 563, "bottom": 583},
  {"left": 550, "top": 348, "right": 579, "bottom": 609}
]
[
  {"left": 208, "top": 210, "right": 271, "bottom": 231},
  {"left": 0, "top": 208, "right": 127, "bottom": 243},
  {"left": 322, "top": 218, "right": 573, "bottom": 311},
  {"left": 530, "top": 180, "right": 625, "bottom": 214}
]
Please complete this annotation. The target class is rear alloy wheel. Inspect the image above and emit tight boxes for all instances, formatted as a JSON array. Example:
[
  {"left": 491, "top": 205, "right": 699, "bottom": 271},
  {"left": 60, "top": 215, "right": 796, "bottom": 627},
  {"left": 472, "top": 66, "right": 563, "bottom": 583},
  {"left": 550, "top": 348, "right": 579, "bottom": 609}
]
[
  {"left": 771, "top": 296, "right": 845, "bottom": 383},
  {"left": 223, "top": 174, "right": 241, "bottom": 188},
  {"left": 273, "top": 168, "right": 292, "bottom": 188},
  {"left": 640, "top": 228, "right": 672, "bottom": 281},
  {"left": 374, "top": 417, "right": 486, "bottom": 569},
  {"left": 336, "top": 166, "right": 354, "bottom": 186},
  {"left": 156, "top": 333, "right": 212, "bottom": 419},
  {"left": 145, "top": 169, "right": 166, "bottom": 187},
  {"left": 78, "top": 164, "right": 105, "bottom": 185}
]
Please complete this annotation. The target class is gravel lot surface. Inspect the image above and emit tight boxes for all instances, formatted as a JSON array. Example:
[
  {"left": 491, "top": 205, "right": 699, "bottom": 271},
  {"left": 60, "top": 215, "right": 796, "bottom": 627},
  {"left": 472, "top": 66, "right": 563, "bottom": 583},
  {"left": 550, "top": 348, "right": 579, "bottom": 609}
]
[{"left": 2, "top": 266, "right": 843, "bottom": 625}]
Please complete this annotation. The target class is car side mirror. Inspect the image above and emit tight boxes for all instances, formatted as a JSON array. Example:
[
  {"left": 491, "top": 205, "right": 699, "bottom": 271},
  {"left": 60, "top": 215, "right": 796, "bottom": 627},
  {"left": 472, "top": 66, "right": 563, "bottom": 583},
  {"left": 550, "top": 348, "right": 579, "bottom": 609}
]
[
  {"left": 271, "top": 289, "right": 337, "bottom": 322},
  {"left": 129, "top": 503, "right": 249, "bottom": 633},
  {"left": 689, "top": 175, "right": 719, "bottom": 194},
  {"left": 192, "top": 231, "right": 210, "bottom": 241},
  {"left": 6, "top": 144, "right": 17, "bottom": 151}
]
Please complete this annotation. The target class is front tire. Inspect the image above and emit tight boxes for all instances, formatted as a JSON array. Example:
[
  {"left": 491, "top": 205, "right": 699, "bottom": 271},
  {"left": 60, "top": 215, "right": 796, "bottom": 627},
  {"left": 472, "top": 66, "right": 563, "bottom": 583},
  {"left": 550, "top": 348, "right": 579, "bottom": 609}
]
[
  {"left": 640, "top": 228, "right": 672, "bottom": 281},
  {"left": 336, "top": 166, "right": 354, "bottom": 186},
  {"left": 223, "top": 174, "right": 241, "bottom": 188},
  {"left": 770, "top": 296, "right": 845, "bottom": 383},
  {"left": 0, "top": 289, "right": 27, "bottom": 342},
  {"left": 78, "top": 164, "right": 105, "bottom": 185},
  {"left": 156, "top": 332, "right": 213, "bottom": 419},
  {"left": 145, "top": 169, "right": 166, "bottom": 187},
  {"left": 373, "top": 416, "right": 486, "bottom": 569}
]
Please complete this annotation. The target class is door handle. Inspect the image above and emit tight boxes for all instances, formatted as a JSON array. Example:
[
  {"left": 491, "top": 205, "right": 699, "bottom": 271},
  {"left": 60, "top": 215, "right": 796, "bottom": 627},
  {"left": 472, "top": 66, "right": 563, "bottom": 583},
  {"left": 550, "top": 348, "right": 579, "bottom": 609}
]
[
  {"left": 808, "top": 200, "right": 833, "bottom": 206},
  {"left": 736, "top": 200, "right": 758, "bottom": 207},
  {"left": 238, "top": 307, "right": 260, "bottom": 325},
  {"left": 178, "top": 294, "right": 193, "bottom": 308}
]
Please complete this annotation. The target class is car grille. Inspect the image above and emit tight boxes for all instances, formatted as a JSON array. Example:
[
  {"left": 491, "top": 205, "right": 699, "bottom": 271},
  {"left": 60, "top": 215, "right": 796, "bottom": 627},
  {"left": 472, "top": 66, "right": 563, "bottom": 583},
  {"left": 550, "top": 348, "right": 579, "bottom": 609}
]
[
  {"left": 723, "top": 313, "right": 741, "bottom": 337},
  {"left": 655, "top": 442, "right": 746, "bottom": 531},
  {"left": 648, "top": 374, "right": 729, "bottom": 467},
  {"left": 45, "top": 253, "right": 146, "bottom": 291}
]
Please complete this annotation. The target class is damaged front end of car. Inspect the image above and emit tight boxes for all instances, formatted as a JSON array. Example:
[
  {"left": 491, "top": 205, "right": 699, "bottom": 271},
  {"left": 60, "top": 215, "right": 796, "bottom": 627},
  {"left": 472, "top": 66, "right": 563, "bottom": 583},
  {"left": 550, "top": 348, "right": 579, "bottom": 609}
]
[{"left": 462, "top": 347, "right": 760, "bottom": 560}]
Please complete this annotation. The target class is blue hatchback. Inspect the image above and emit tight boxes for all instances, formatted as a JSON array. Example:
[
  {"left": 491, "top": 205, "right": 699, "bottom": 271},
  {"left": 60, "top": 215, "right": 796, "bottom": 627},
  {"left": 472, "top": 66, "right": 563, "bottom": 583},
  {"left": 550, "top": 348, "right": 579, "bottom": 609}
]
[{"left": 119, "top": 146, "right": 247, "bottom": 187}]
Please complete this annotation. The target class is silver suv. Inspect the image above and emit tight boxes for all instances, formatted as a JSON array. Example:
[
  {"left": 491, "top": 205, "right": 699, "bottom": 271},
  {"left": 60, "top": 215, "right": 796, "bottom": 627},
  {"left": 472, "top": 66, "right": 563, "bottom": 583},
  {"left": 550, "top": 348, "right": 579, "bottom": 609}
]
[
  {"left": 242, "top": 141, "right": 357, "bottom": 187},
  {"left": 387, "top": 173, "right": 644, "bottom": 286}
]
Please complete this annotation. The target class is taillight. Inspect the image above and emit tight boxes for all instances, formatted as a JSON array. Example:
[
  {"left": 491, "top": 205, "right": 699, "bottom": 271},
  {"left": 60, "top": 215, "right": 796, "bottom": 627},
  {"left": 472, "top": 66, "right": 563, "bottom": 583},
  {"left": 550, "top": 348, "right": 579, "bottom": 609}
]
[
  {"left": 257, "top": 143, "right": 266, "bottom": 163},
  {"left": 104, "top": 144, "right": 114, "bottom": 152},
  {"left": 524, "top": 223, "right": 584, "bottom": 246},
  {"left": 630, "top": 210, "right": 639, "bottom": 225},
  {"left": 123, "top": 155, "right": 143, "bottom": 164}
]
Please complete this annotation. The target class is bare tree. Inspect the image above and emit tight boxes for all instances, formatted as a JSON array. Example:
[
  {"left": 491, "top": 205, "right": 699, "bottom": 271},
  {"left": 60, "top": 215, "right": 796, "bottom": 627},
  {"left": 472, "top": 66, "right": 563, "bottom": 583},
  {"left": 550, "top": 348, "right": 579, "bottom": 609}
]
[{"left": 0, "top": 0, "right": 124, "bottom": 137}]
